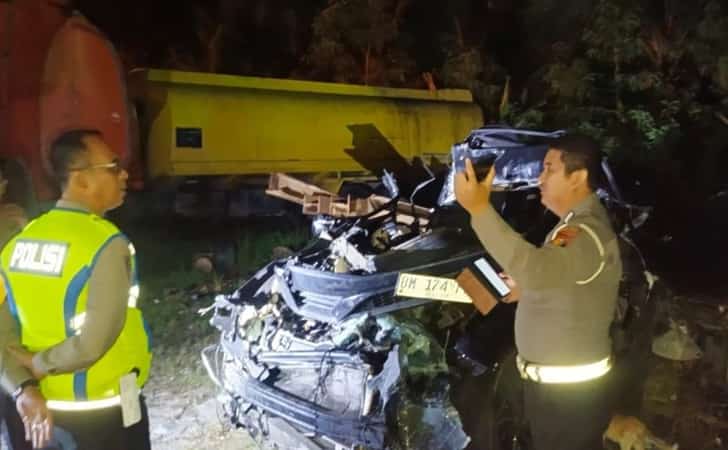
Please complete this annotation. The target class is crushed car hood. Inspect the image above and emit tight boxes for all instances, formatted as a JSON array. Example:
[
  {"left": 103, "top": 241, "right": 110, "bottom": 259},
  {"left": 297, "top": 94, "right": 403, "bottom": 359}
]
[{"left": 201, "top": 126, "right": 654, "bottom": 450}]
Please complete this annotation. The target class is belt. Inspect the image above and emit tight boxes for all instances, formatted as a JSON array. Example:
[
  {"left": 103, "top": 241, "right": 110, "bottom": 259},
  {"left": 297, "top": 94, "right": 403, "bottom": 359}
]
[
  {"left": 516, "top": 355, "right": 612, "bottom": 384},
  {"left": 47, "top": 395, "right": 121, "bottom": 411}
]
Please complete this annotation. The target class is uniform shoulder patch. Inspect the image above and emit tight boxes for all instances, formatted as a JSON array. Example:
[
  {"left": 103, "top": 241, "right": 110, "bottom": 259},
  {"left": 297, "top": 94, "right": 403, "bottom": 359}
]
[{"left": 550, "top": 226, "right": 581, "bottom": 247}]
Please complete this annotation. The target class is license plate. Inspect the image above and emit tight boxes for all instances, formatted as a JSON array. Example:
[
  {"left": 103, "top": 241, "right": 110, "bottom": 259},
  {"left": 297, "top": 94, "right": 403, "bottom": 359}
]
[{"left": 395, "top": 273, "right": 472, "bottom": 304}]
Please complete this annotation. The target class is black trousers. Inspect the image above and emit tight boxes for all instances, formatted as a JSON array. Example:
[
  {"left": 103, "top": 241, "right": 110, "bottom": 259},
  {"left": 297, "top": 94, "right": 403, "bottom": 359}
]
[
  {"left": 43, "top": 396, "right": 151, "bottom": 450},
  {"left": 524, "top": 375, "right": 613, "bottom": 450}
]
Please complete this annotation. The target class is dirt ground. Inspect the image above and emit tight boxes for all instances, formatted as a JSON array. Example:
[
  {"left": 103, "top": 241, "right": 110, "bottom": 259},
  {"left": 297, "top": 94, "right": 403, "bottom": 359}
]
[
  {"left": 139, "top": 314, "right": 259, "bottom": 450},
  {"left": 146, "top": 374, "right": 257, "bottom": 450}
]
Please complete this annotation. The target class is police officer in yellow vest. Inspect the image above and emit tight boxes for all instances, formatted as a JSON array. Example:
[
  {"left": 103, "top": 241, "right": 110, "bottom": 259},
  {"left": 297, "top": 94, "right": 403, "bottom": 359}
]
[
  {"left": 455, "top": 135, "right": 621, "bottom": 450},
  {"left": 0, "top": 129, "right": 152, "bottom": 450},
  {"left": 0, "top": 169, "right": 40, "bottom": 450}
]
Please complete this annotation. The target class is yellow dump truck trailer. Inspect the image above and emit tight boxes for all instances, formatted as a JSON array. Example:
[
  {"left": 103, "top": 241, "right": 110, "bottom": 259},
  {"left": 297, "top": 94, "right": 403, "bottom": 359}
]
[{"left": 129, "top": 70, "right": 483, "bottom": 182}]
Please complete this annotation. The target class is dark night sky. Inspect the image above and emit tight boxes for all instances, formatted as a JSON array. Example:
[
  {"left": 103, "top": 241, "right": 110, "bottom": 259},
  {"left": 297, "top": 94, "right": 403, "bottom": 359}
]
[{"left": 76, "top": 1, "right": 201, "bottom": 68}]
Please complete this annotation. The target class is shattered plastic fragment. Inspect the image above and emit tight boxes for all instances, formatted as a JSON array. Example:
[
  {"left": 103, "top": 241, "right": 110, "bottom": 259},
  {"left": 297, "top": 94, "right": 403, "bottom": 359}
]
[
  {"left": 652, "top": 321, "right": 702, "bottom": 361},
  {"left": 367, "top": 346, "right": 401, "bottom": 408}
]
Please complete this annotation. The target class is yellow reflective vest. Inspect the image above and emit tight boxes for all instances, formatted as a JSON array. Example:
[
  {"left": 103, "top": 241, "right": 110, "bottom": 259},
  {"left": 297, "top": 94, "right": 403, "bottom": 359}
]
[{"left": 0, "top": 208, "right": 151, "bottom": 403}]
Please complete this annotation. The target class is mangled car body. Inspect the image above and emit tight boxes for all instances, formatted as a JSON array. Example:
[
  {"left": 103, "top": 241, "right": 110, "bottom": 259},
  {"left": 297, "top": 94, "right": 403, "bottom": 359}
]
[{"left": 201, "top": 127, "right": 653, "bottom": 450}]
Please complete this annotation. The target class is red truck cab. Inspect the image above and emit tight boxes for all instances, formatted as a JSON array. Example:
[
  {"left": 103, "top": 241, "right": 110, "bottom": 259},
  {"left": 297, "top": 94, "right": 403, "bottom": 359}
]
[{"left": 0, "top": 0, "right": 132, "bottom": 212}]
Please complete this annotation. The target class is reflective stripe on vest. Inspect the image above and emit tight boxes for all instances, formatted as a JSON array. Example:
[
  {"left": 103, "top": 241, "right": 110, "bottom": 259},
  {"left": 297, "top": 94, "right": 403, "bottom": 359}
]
[
  {"left": 516, "top": 355, "right": 612, "bottom": 384},
  {"left": 47, "top": 395, "right": 122, "bottom": 411}
]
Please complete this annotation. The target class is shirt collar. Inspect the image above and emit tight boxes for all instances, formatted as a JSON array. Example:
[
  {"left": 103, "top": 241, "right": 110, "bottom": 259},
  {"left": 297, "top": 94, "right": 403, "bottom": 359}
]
[
  {"left": 55, "top": 199, "right": 91, "bottom": 213},
  {"left": 564, "top": 193, "right": 599, "bottom": 223}
]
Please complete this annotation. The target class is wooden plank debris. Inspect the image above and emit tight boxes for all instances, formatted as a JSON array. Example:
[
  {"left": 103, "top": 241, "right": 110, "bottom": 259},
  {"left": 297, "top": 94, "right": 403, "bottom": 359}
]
[{"left": 266, "top": 173, "right": 432, "bottom": 225}]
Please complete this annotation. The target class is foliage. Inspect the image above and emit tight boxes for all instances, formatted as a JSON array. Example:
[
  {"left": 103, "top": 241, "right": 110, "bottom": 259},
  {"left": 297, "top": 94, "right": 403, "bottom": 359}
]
[
  {"left": 543, "top": 59, "right": 594, "bottom": 104},
  {"left": 499, "top": 0, "right": 719, "bottom": 171},
  {"left": 691, "top": 1, "right": 728, "bottom": 86},
  {"left": 302, "top": 0, "right": 417, "bottom": 86},
  {"left": 438, "top": 43, "right": 507, "bottom": 119},
  {"left": 626, "top": 100, "right": 680, "bottom": 150},
  {"left": 583, "top": 0, "right": 643, "bottom": 66}
]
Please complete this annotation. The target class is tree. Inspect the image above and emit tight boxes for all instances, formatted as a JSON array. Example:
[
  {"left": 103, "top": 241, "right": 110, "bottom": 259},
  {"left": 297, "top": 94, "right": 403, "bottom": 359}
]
[{"left": 302, "top": 0, "right": 417, "bottom": 86}]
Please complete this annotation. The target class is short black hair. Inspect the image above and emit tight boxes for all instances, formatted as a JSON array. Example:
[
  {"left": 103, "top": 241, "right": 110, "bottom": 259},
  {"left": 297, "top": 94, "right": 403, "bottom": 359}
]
[
  {"left": 548, "top": 134, "right": 603, "bottom": 191},
  {"left": 49, "top": 129, "right": 102, "bottom": 188}
]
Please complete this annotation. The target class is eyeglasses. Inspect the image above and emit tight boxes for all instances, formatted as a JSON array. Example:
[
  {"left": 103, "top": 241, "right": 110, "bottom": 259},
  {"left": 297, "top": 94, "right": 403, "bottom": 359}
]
[{"left": 69, "top": 159, "right": 124, "bottom": 175}]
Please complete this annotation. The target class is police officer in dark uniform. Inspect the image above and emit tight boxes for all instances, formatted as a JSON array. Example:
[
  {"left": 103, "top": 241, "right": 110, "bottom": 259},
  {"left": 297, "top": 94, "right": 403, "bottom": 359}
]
[{"left": 455, "top": 134, "right": 622, "bottom": 450}]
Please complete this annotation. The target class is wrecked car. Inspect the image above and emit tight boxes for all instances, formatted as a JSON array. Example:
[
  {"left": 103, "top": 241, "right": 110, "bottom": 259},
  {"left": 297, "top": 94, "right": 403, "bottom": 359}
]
[{"left": 201, "top": 127, "right": 655, "bottom": 450}]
